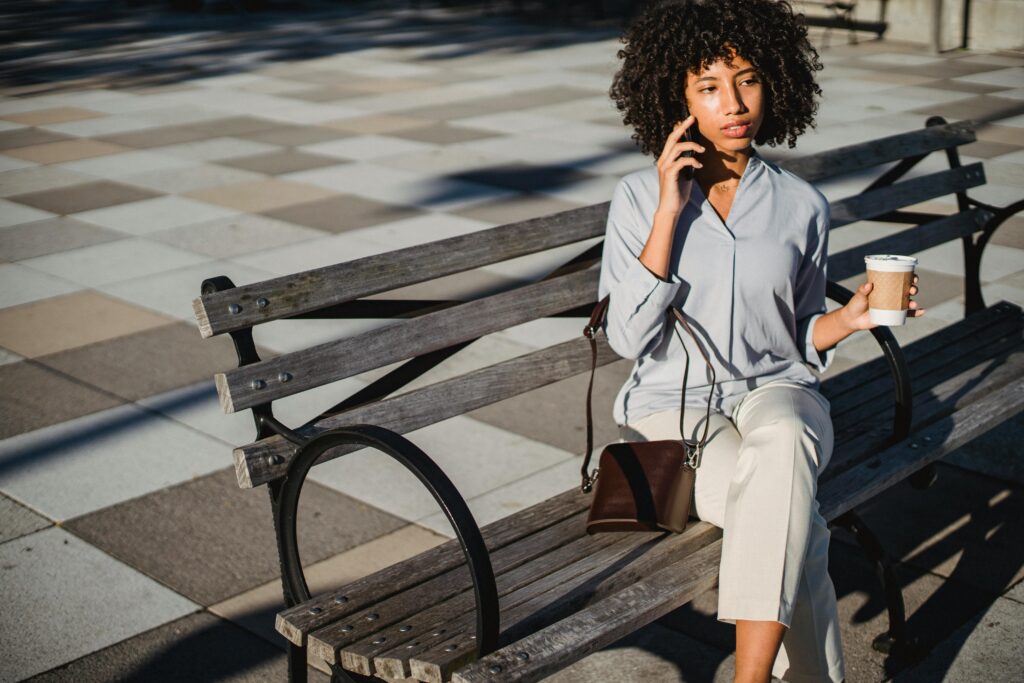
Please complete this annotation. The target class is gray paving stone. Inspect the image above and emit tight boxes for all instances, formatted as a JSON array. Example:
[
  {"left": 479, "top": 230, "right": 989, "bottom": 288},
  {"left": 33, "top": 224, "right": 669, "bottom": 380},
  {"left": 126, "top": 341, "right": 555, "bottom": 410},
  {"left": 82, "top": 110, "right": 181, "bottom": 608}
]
[
  {"left": 25, "top": 611, "right": 331, "bottom": 683},
  {"left": 218, "top": 149, "right": 341, "bottom": 175},
  {"left": 894, "top": 596, "right": 1024, "bottom": 682},
  {"left": 0, "top": 526, "right": 198, "bottom": 682},
  {"left": 0, "top": 216, "right": 124, "bottom": 260},
  {"left": 0, "top": 359, "right": 124, "bottom": 440},
  {"left": 0, "top": 127, "right": 71, "bottom": 151},
  {"left": 0, "top": 490, "right": 50, "bottom": 544},
  {"left": 0, "top": 402, "right": 227, "bottom": 521},
  {"left": 65, "top": 467, "right": 406, "bottom": 606},
  {"left": 8, "top": 180, "right": 161, "bottom": 215},
  {"left": 264, "top": 193, "right": 427, "bottom": 233}
]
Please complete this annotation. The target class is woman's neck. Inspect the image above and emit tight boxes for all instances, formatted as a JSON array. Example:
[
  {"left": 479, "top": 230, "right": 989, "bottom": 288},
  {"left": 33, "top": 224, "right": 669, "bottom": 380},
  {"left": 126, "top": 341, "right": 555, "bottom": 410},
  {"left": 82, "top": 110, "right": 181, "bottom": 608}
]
[{"left": 694, "top": 145, "right": 754, "bottom": 195}]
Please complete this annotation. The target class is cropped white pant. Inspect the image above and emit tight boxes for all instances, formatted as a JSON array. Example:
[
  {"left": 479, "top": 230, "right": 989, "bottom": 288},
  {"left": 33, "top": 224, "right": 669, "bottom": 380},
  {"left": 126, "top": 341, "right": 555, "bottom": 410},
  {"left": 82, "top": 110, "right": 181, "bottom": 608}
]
[{"left": 620, "top": 381, "right": 845, "bottom": 683}]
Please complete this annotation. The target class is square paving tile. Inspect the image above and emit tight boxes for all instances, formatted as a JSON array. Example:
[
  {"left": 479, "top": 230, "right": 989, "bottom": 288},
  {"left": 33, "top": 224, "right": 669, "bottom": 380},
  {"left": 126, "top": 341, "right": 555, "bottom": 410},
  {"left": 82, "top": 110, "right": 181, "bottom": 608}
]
[
  {"left": 121, "top": 162, "right": 266, "bottom": 195},
  {"left": 0, "top": 107, "right": 104, "bottom": 126},
  {"left": 0, "top": 360, "right": 124, "bottom": 439},
  {"left": 263, "top": 194, "right": 426, "bottom": 233},
  {"left": 0, "top": 165, "right": 95, "bottom": 197},
  {"left": 148, "top": 212, "right": 324, "bottom": 258},
  {"left": 181, "top": 115, "right": 281, "bottom": 138},
  {"left": 385, "top": 121, "right": 501, "bottom": 146},
  {"left": 0, "top": 290, "right": 174, "bottom": 357},
  {"left": 0, "top": 527, "right": 198, "bottom": 682},
  {"left": 301, "top": 134, "right": 440, "bottom": 162},
  {"left": 0, "top": 216, "right": 124, "bottom": 260},
  {"left": 58, "top": 149, "right": 198, "bottom": 180},
  {"left": 19, "top": 237, "right": 209, "bottom": 288},
  {"left": 96, "top": 123, "right": 217, "bottom": 149},
  {"left": 0, "top": 198, "right": 54, "bottom": 227},
  {"left": 210, "top": 525, "right": 446, "bottom": 645},
  {"left": 320, "top": 114, "right": 434, "bottom": 135},
  {"left": 0, "top": 127, "right": 72, "bottom": 151},
  {"left": 26, "top": 612, "right": 318, "bottom": 683},
  {"left": 909, "top": 94, "right": 1024, "bottom": 122},
  {"left": 66, "top": 467, "right": 406, "bottom": 605},
  {"left": 4, "top": 139, "right": 130, "bottom": 164},
  {"left": 450, "top": 191, "right": 584, "bottom": 227},
  {"left": 344, "top": 212, "right": 493, "bottom": 250},
  {"left": 0, "top": 403, "right": 228, "bottom": 520},
  {"left": 36, "top": 322, "right": 243, "bottom": 401},
  {"left": 218, "top": 149, "right": 342, "bottom": 175},
  {"left": 8, "top": 180, "right": 161, "bottom": 214},
  {"left": 842, "top": 462, "right": 1024, "bottom": 596},
  {"left": 234, "top": 124, "right": 351, "bottom": 147},
  {"left": 0, "top": 491, "right": 51, "bottom": 543},
  {"left": 185, "top": 178, "right": 335, "bottom": 213},
  {"left": 0, "top": 262, "right": 82, "bottom": 308},
  {"left": 72, "top": 195, "right": 240, "bottom": 235},
  {"left": 157, "top": 136, "right": 282, "bottom": 162}
]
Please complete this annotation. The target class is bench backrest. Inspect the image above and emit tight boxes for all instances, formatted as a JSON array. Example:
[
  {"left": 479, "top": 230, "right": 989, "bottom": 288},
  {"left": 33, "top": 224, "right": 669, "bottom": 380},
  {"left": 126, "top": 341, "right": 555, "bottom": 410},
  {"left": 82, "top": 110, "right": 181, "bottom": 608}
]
[{"left": 193, "top": 118, "right": 989, "bottom": 489}]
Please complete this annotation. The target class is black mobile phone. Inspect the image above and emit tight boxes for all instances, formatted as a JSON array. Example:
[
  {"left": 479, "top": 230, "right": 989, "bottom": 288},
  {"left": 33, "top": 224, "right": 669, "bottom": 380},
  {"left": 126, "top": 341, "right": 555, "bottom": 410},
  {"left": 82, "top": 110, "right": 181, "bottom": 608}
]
[{"left": 678, "top": 108, "right": 696, "bottom": 181}]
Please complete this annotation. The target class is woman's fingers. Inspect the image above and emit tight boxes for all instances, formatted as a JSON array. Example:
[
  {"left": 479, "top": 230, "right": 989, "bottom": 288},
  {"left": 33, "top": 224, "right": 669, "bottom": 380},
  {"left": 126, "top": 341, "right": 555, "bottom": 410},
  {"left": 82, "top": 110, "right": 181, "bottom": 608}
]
[{"left": 659, "top": 115, "right": 697, "bottom": 164}]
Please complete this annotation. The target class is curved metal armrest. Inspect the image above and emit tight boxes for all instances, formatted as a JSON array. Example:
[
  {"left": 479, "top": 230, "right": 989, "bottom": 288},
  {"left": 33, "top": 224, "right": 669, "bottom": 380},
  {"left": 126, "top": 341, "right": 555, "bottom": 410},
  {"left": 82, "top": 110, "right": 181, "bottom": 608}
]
[
  {"left": 826, "top": 281, "right": 913, "bottom": 443},
  {"left": 272, "top": 424, "right": 501, "bottom": 658}
]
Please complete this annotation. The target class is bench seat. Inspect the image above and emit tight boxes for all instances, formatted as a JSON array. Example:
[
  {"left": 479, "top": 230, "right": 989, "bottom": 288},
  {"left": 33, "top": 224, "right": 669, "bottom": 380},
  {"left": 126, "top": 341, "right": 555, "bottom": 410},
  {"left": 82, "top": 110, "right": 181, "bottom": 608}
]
[{"left": 276, "top": 300, "right": 1023, "bottom": 682}]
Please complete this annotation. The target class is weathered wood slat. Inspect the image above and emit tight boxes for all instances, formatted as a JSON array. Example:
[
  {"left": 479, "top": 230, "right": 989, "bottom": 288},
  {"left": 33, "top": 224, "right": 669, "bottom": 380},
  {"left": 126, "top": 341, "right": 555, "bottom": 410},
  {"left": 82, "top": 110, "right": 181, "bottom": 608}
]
[
  {"left": 828, "top": 208, "right": 991, "bottom": 281},
  {"left": 450, "top": 540, "right": 724, "bottom": 683},
  {"left": 307, "top": 513, "right": 616, "bottom": 670},
  {"left": 822, "top": 378, "right": 1024, "bottom": 521},
  {"left": 828, "top": 163, "right": 985, "bottom": 229},
  {"left": 820, "top": 301, "right": 1018, "bottom": 402},
  {"left": 275, "top": 488, "right": 589, "bottom": 645},
  {"left": 827, "top": 343, "right": 1024, "bottom": 480},
  {"left": 361, "top": 531, "right": 664, "bottom": 679},
  {"left": 411, "top": 523, "right": 724, "bottom": 683},
  {"left": 776, "top": 120, "right": 975, "bottom": 184},
  {"left": 194, "top": 204, "right": 608, "bottom": 338},
  {"left": 236, "top": 337, "right": 621, "bottom": 489},
  {"left": 826, "top": 304, "right": 1021, "bottom": 425},
  {"left": 450, "top": 372, "right": 1023, "bottom": 683},
  {"left": 217, "top": 268, "right": 599, "bottom": 413}
]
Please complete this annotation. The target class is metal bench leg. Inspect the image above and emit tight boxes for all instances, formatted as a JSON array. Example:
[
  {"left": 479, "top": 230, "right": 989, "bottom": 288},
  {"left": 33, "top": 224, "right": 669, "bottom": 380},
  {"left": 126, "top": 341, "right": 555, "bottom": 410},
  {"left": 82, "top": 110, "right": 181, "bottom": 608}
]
[{"left": 831, "top": 510, "right": 920, "bottom": 658}]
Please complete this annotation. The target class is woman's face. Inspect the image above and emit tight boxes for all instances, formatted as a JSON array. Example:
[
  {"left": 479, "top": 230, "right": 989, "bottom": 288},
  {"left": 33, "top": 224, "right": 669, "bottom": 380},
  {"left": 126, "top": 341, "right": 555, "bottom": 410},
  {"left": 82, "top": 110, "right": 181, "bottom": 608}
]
[{"left": 684, "top": 50, "right": 765, "bottom": 154}]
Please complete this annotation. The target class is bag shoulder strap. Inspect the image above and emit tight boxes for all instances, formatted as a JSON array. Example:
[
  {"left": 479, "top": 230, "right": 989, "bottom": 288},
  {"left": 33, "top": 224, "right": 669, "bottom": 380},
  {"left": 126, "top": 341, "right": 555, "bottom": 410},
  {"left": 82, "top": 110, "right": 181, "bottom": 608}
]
[{"left": 581, "top": 294, "right": 716, "bottom": 492}]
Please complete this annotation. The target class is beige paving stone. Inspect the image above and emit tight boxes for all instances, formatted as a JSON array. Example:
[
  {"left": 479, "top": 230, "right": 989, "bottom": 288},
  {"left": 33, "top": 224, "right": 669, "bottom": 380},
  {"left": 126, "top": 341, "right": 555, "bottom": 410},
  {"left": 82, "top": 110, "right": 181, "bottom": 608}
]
[
  {"left": 7, "top": 179, "right": 160, "bottom": 214},
  {"left": 210, "top": 524, "right": 447, "bottom": 645},
  {"left": 0, "top": 165, "right": 95, "bottom": 197},
  {"left": 0, "top": 107, "right": 104, "bottom": 126},
  {"left": 0, "top": 127, "right": 71, "bottom": 151},
  {"left": 184, "top": 178, "right": 335, "bottom": 213},
  {"left": 3, "top": 138, "right": 130, "bottom": 164},
  {"left": 320, "top": 114, "right": 434, "bottom": 135},
  {"left": 0, "top": 290, "right": 175, "bottom": 357}
]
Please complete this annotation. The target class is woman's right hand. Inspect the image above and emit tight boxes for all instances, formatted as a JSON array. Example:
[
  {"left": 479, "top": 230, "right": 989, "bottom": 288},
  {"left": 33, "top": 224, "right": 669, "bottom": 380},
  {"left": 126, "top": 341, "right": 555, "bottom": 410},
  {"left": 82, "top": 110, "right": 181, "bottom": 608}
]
[{"left": 656, "top": 115, "right": 704, "bottom": 217}]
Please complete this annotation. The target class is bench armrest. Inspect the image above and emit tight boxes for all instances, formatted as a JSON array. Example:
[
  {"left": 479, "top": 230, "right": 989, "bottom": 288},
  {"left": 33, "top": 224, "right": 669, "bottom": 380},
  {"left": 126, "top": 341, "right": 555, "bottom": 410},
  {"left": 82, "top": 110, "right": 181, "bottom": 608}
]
[{"left": 826, "top": 281, "right": 913, "bottom": 443}]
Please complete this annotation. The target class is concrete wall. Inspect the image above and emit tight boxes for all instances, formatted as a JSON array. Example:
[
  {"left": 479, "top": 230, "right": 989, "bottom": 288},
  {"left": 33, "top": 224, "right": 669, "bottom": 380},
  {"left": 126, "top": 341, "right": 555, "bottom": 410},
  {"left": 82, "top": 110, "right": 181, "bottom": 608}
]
[{"left": 792, "top": 0, "right": 1024, "bottom": 52}]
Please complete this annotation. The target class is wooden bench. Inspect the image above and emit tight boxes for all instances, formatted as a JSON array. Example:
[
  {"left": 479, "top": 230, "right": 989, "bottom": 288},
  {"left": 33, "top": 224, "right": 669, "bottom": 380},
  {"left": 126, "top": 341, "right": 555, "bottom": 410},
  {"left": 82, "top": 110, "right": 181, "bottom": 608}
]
[{"left": 193, "top": 115, "right": 1023, "bottom": 682}]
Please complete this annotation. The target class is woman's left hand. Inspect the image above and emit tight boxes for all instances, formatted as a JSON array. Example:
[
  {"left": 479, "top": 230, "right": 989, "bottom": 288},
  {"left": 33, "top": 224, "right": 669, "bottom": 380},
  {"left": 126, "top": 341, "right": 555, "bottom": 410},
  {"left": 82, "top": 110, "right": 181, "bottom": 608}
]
[{"left": 843, "top": 275, "right": 925, "bottom": 331}]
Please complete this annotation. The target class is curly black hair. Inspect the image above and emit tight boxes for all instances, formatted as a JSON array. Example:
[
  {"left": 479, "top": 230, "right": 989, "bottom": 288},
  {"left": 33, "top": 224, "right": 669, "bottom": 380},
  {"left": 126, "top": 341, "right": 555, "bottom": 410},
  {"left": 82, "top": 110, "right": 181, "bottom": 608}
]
[{"left": 609, "top": 0, "right": 824, "bottom": 155}]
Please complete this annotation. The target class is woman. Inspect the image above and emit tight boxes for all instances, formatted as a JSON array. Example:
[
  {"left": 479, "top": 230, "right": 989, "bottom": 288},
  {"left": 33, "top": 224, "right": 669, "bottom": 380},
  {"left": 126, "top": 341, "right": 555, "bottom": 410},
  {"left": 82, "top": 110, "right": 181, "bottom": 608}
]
[{"left": 599, "top": 2, "right": 924, "bottom": 682}]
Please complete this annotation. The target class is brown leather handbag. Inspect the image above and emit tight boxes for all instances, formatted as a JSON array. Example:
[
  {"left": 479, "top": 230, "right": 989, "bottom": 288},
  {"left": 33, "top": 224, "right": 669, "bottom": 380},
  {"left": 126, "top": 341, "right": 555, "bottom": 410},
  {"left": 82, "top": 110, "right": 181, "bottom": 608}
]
[{"left": 581, "top": 295, "right": 716, "bottom": 534}]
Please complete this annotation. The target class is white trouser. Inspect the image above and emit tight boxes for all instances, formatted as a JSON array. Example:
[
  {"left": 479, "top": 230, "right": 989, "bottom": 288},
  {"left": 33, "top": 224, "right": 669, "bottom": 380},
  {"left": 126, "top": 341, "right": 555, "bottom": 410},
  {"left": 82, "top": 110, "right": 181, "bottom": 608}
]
[{"left": 620, "top": 380, "right": 845, "bottom": 683}]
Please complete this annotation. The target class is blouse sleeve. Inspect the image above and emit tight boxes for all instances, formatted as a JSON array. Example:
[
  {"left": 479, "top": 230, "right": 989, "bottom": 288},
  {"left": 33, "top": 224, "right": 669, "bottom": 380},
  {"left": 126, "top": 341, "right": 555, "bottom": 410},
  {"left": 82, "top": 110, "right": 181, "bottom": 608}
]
[
  {"left": 794, "top": 200, "right": 834, "bottom": 373},
  {"left": 597, "top": 178, "right": 682, "bottom": 360}
]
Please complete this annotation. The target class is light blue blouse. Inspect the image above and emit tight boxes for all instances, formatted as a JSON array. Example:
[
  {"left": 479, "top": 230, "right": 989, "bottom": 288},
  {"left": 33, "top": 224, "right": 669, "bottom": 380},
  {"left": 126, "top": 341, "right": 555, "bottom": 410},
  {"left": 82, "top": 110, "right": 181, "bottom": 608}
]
[{"left": 597, "top": 147, "right": 834, "bottom": 425}]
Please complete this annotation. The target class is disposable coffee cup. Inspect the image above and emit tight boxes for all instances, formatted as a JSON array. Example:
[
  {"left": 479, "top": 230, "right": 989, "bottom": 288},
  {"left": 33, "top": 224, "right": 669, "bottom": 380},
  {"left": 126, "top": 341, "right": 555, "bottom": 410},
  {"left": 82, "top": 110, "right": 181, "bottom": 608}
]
[{"left": 864, "top": 255, "right": 917, "bottom": 326}]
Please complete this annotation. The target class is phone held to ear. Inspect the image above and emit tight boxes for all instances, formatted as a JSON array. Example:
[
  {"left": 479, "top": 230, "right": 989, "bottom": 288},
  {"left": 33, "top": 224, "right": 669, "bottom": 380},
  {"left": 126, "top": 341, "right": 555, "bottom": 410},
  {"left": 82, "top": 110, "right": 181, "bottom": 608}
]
[{"left": 678, "top": 110, "right": 695, "bottom": 182}]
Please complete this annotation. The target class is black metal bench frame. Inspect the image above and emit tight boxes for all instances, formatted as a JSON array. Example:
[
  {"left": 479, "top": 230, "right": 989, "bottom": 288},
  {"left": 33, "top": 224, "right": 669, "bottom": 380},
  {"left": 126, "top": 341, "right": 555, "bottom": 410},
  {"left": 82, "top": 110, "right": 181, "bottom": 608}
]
[{"left": 195, "top": 115, "right": 1022, "bottom": 682}]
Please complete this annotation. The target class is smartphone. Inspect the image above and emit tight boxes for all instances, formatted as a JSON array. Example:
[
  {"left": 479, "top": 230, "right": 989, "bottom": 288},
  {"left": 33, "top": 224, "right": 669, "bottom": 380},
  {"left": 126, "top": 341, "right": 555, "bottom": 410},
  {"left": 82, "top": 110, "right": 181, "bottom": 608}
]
[{"left": 677, "top": 106, "right": 696, "bottom": 182}]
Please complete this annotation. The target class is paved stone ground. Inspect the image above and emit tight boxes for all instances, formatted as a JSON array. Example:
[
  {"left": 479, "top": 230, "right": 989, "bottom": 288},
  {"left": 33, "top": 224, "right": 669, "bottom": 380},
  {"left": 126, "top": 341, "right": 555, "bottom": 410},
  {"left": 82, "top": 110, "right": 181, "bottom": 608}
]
[{"left": 0, "top": 1, "right": 1022, "bottom": 681}]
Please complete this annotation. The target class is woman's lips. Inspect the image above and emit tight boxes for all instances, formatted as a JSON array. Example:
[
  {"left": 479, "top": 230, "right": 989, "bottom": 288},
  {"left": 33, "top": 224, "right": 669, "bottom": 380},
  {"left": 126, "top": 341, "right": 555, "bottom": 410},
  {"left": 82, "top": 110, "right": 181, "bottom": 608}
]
[{"left": 721, "top": 123, "right": 751, "bottom": 138}]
